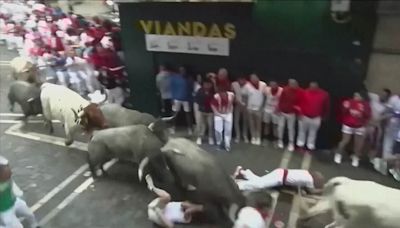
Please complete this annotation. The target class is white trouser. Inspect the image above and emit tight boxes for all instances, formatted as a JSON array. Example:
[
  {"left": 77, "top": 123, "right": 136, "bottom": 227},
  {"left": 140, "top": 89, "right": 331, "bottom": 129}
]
[
  {"left": 106, "top": 87, "right": 125, "bottom": 105},
  {"left": 237, "top": 169, "right": 284, "bottom": 191},
  {"left": 6, "top": 36, "right": 23, "bottom": 50},
  {"left": 67, "top": 70, "right": 88, "bottom": 96},
  {"left": 383, "top": 118, "right": 400, "bottom": 159},
  {"left": 234, "top": 105, "right": 249, "bottom": 140},
  {"left": 0, "top": 198, "right": 38, "bottom": 228},
  {"left": 297, "top": 116, "right": 321, "bottom": 150},
  {"left": 56, "top": 70, "right": 69, "bottom": 87},
  {"left": 214, "top": 113, "right": 233, "bottom": 148},
  {"left": 278, "top": 113, "right": 296, "bottom": 143}
]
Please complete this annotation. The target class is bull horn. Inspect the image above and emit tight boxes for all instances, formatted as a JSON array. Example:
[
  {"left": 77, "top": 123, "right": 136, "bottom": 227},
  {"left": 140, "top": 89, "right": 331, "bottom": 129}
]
[
  {"left": 228, "top": 203, "right": 239, "bottom": 223},
  {"left": 71, "top": 108, "right": 79, "bottom": 120},
  {"left": 98, "top": 90, "right": 108, "bottom": 105},
  {"left": 138, "top": 157, "right": 149, "bottom": 182},
  {"left": 147, "top": 122, "right": 155, "bottom": 131},
  {"left": 161, "top": 112, "right": 178, "bottom": 122},
  {"left": 27, "top": 98, "right": 34, "bottom": 103}
]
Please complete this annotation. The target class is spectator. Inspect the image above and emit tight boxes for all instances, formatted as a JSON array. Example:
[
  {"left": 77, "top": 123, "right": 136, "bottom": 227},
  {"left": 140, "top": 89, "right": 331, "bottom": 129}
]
[
  {"left": 263, "top": 80, "right": 283, "bottom": 145},
  {"left": 334, "top": 92, "right": 371, "bottom": 167},
  {"left": 211, "top": 87, "right": 235, "bottom": 151},
  {"left": 297, "top": 82, "right": 330, "bottom": 151},
  {"left": 156, "top": 64, "right": 172, "bottom": 117},
  {"left": 368, "top": 89, "right": 391, "bottom": 171},
  {"left": 246, "top": 74, "right": 267, "bottom": 145},
  {"left": 215, "top": 68, "right": 231, "bottom": 92},
  {"left": 170, "top": 67, "right": 193, "bottom": 135},
  {"left": 382, "top": 93, "right": 400, "bottom": 180},
  {"left": 0, "top": 156, "right": 40, "bottom": 228},
  {"left": 65, "top": 49, "right": 89, "bottom": 96},
  {"left": 277, "top": 79, "right": 302, "bottom": 151},
  {"left": 232, "top": 75, "right": 251, "bottom": 143},
  {"left": 195, "top": 78, "right": 215, "bottom": 145}
]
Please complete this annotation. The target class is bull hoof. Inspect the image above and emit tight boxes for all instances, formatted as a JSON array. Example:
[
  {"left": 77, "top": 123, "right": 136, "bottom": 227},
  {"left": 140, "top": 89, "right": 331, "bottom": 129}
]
[{"left": 65, "top": 140, "right": 73, "bottom": 146}]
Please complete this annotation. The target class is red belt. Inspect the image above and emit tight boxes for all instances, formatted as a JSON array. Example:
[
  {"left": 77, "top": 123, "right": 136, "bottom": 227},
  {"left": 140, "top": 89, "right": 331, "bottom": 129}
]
[{"left": 282, "top": 169, "right": 288, "bottom": 185}]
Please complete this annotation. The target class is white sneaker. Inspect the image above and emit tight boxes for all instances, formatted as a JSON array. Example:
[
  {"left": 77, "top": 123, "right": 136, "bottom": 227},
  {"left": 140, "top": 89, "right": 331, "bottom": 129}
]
[
  {"left": 379, "top": 160, "right": 388, "bottom": 175},
  {"left": 351, "top": 156, "right": 359, "bottom": 167},
  {"left": 389, "top": 169, "right": 400, "bottom": 182},
  {"left": 208, "top": 138, "right": 214, "bottom": 145},
  {"left": 196, "top": 137, "right": 202, "bottom": 145},
  {"left": 372, "top": 158, "right": 381, "bottom": 172},
  {"left": 244, "top": 138, "right": 249, "bottom": 143},
  {"left": 287, "top": 143, "right": 294, "bottom": 152},
  {"left": 234, "top": 138, "right": 240, "bottom": 143},
  {"left": 255, "top": 138, "right": 262, "bottom": 146},
  {"left": 334, "top": 153, "right": 342, "bottom": 164},
  {"left": 277, "top": 140, "right": 284, "bottom": 149},
  {"left": 307, "top": 144, "right": 315, "bottom": 151},
  {"left": 251, "top": 138, "right": 256, "bottom": 145}
]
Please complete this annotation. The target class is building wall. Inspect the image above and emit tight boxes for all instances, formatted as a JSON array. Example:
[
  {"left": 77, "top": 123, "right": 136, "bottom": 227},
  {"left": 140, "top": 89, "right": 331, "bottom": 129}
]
[
  {"left": 118, "top": 0, "right": 377, "bottom": 148},
  {"left": 366, "top": 15, "right": 400, "bottom": 94}
]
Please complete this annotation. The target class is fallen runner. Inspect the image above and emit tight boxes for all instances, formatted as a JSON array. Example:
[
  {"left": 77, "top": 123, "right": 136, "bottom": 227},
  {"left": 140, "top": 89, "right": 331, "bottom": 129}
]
[
  {"left": 232, "top": 166, "right": 325, "bottom": 194},
  {"left": 145, "top": 174, "right": 204, "bottom": 228}
]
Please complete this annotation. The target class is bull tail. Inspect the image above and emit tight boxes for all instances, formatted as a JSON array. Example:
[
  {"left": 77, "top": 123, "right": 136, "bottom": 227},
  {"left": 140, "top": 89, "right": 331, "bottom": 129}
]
[{"left": 7, "top": 92, "right": 15, "bottom": 112}]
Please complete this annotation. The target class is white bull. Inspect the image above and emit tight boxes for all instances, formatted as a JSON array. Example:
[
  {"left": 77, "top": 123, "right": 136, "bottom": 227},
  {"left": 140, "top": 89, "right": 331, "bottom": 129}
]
[
  {"left": 40, "top": 83, "right": 108, "bottom": 146},
  {"left": 299, "top": 177, "right": 400, "bottom": 228}
]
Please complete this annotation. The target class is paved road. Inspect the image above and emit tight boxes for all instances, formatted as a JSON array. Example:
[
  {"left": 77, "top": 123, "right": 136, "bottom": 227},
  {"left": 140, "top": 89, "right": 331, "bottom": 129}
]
[{"left": 0, "top": 44, "right": 399, "bottom": 228}]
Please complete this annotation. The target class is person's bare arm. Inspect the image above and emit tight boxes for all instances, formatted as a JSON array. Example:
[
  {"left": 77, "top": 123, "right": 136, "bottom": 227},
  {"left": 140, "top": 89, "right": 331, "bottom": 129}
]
[{"left": 146, "top": 174, "right": 171, "bottom": 204}]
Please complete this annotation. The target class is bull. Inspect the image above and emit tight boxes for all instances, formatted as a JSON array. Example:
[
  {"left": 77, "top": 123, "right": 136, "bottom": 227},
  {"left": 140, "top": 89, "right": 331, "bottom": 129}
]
[
  {"left": 86, "top": 116, "right": 175, "bottom": 178},
  {"left": 99, "top": 103, "right": 156, "bottom": 128},
  {"left": 8, "top": 81, "right": 42, "bottom": 123},
  {"left": 9, "top": 57, "right": 39, "bottom": 84},
  {"left": 140, "top": 138, "right": 246, "bottom": 226},
  {"left": 40, "top": 83, "right": 108, "bottom": 146},
  {"left": 297, "top": 177, "right": 400, "bottom": 228}
]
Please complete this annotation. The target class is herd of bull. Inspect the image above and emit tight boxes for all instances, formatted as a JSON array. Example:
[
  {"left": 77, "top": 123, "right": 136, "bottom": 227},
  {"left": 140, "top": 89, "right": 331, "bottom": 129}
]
[{"left": 7, "top": 72, "right": 400, "bottom": 227}]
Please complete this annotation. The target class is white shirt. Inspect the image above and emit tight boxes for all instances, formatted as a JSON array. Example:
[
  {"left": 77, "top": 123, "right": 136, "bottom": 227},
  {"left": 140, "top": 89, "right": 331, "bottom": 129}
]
[
  {"left": 234, "top": 206, "right": 265, "bottom": 228},
  {"left": 369, "top": 93, "right": 387, "bottom": 121},
  {"left": 286, "top": 170, "right": 314, "bottom": 189},
  {"left": 148, "top": 199, "right": 189, "bottom": 226},
  {"left": 264, "top": 86, "right": 283, "bottom": 113},
  {"left": 388, "top": 95, "right": 400, "bottom": 114},
  {"left": 245, "top": 81, "right": 267, "bottom": 111},
  {"left": 231, "top": 81, "right": 251, "bottom": 104}
]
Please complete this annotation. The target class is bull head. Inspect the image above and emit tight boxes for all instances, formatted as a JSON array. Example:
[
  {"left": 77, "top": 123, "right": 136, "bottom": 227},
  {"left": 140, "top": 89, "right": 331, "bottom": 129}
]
[{"left": 72, "top": 106, "right": 85, "bottom": 125}]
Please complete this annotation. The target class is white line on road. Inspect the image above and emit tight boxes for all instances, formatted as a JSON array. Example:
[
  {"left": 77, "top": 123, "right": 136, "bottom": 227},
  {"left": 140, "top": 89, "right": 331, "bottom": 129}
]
[
  {"left": 0, "top": 113, "right": 43, "bottom": 117},
  {"left": 266, "top": 149, "right": 293, "bottom": 228},
  {"left": 0, "top": 119, "right": 60, "bottom": 124},
  {"left": 286, "top": 153, "right": 313, "bottom": 228},
  {"left": 4, "top": 123, "right": 88, "bottom": 151},
  {"left": 30, "top": 164, "right": 89, "bottom": 213},
  {"left": 39, "top": 159, "right": 118, "bottom": 226}
]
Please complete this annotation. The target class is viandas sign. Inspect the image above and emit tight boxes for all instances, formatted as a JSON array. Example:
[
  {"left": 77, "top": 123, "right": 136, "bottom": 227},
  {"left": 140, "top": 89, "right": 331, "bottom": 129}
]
[{"left": 139, "top": 20, "right": 236, "bottom": 56}]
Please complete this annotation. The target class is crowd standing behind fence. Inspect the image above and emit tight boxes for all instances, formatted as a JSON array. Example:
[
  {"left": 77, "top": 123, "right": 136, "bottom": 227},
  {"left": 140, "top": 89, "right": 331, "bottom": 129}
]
[{"left": 155, "top": 65, "right": 400, "bottom": 182}]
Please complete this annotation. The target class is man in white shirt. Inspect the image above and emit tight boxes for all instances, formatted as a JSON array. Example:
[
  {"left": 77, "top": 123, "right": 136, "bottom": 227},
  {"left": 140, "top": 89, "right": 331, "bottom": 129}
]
[
  {"left": 233, "top": 166, "right": 324, "bottom": 194},
  {"left": 232, "top": 76, "right": 251, "bottom": 143},
  {"left": 263, "top": 81, "right": 283, "bottom": 144},
  {"left": 145, "top": 175, "right": 204, "bottom": 227},
  {"left": 65, "top": 49, "right": 89, "bottom": 96},
  {"left": 245, "top": 74, "right": 267, "bottom": 145},
  {"left": 382, "top": 94, "right": 400, "bottom": 181}
]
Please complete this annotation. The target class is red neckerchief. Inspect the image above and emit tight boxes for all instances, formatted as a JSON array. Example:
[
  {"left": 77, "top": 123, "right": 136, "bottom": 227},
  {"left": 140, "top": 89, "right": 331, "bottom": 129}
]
[
  {"left": 270, "top": 87, "right": 279, "bottom": 95},
  {"left": 255, "top": 208, "right": 269, "bottom": 220},
  {"left": 250, "top": 81, "right": 259, "bottom": 89}
]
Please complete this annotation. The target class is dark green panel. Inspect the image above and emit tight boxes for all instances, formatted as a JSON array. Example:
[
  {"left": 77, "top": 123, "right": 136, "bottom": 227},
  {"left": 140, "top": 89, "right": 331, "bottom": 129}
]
[{"left": 119, "top": 1, "right": 377, "bottom": 147}]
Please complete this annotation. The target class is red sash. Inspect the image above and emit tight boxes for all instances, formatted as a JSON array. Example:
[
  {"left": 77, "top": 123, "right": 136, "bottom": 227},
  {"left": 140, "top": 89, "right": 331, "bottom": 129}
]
[{"left": 282, "top": 169, "right": 288, "bottom": 185}]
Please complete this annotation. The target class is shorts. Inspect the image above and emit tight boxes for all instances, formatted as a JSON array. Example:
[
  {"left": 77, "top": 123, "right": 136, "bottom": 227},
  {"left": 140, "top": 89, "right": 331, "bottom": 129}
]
[
  {"left": 342, "top": 125, "right": 366, "bottom": 136},
  {"left": 172, "top": 100, "right": 190, "bottom": 112},
  {"left": 263, "top": 112, "right": 279, "bottom": 124}
]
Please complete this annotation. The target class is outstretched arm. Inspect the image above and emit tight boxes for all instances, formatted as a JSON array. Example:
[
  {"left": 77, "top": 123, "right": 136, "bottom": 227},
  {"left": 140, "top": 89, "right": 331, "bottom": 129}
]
[{"left": 145, "top": 174, "right": 171, "bottom": 204}]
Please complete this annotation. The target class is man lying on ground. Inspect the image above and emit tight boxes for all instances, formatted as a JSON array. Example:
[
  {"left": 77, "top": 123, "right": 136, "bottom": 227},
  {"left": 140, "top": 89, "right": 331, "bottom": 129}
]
[
  {"left": 145, "top": 174, "right": 204, "bottom": 228},
  {"left": 232, "top": 166, "right": 325, "bottom": 194}
]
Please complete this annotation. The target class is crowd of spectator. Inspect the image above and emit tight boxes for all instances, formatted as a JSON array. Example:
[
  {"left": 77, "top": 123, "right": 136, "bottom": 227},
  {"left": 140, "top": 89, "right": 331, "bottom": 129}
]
[
  {"left": 156, "top": 64, "right": 400, "bottom": 182},
  {"left": 0, "top": 0, "right": 128, "bottom": 105}
]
